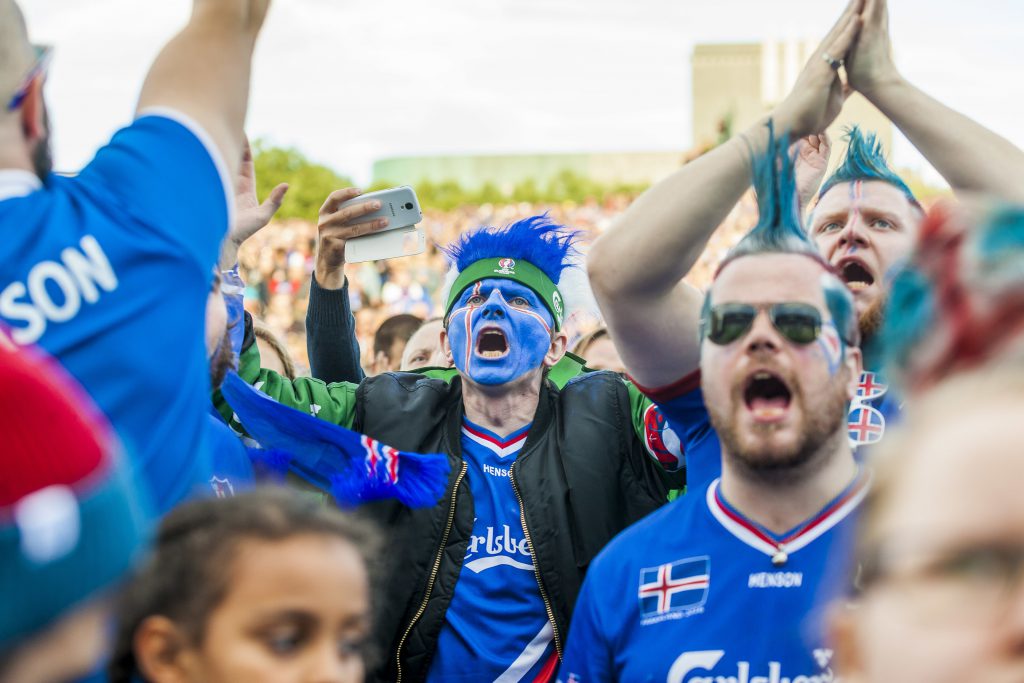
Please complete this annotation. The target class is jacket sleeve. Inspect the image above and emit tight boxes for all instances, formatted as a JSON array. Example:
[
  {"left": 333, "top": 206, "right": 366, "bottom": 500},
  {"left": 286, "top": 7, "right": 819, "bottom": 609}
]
[
  {"left": 214, "top": 312, "right": 360, "bottom": 433},
  {"left": 305, "top": 273, "right": 366, "bottom": 384}
]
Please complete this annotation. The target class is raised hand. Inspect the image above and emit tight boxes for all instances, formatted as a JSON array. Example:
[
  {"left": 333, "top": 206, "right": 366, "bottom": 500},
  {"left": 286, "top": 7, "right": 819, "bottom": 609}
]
[
  {"left": 220, "top": 137, "right": 288, "bottom": 269},
  {"left": 772, "top": 0, "right": 864, "bottom": 139},
  {"left": 844, "top": 0, "right": 901, "bottom": 97},
  {"left": 793, "top": 133, "right": 832, "bottom": 213},
  {"left": 314, "top": 188, "right": 390, "bottom": 290}
]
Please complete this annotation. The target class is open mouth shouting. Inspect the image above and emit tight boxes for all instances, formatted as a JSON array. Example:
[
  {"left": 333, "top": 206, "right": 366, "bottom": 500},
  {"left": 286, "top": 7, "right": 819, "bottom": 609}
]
[
  {"left": 476, "top": 326, "right": 510, "bottom": 359},
  {"left": 837, "top": 257, "right": 875, "bottom": 294},
  {"left": 743, "top": 370, "right": 793, "bottom": 423}
]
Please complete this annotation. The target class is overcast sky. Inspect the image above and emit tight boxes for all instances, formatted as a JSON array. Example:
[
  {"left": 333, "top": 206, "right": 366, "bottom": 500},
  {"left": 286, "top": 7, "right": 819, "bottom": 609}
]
[{"left": 18, "top": 0, "right": 1024, "bottom": 184}]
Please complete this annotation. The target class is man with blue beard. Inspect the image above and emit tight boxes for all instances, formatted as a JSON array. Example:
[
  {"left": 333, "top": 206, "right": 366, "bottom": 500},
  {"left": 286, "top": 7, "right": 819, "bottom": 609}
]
[{"left": 218, "top": 214, "right": 683, "bottom": 682}]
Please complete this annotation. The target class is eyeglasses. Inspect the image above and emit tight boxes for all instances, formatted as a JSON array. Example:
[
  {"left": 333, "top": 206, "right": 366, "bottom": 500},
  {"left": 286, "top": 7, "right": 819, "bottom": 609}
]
[
  {"left": 6, "top": 44, "right": 52, "bottom": 112},
  {"left": 702, "top": 302, "right": 824, "bottom": 346},
  {"left": 858, "top": 541, "right": 1024, "bottom": 626}
]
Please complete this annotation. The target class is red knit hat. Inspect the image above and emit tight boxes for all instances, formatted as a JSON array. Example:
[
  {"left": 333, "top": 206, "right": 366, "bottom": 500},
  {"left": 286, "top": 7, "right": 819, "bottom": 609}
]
[{"left": 0, "top": 341, "right": 150, "bottom": 645}]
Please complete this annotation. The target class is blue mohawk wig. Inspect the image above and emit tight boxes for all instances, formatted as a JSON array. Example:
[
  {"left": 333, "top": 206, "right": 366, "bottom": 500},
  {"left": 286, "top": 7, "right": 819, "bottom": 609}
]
[
  {"left": 441, "top": 213, "right": 581, "bottom": 285},
  {"left": 710, "top": 122, "right": 859, "bottom": 347},
  {"left": 818, "top": 126, "right": 920, "bottom": 208},
  {"left": 718, "top": 122, "right": 827, "bottom": 269}
]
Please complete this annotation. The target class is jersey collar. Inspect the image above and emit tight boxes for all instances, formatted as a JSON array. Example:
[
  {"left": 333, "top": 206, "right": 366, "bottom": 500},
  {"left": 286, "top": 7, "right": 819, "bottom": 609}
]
[
  {"left": 461, "top": 419, "right": 530, "bottom": 458},
  {"left": 706, "top": 470, "right": 870, "bottom": 564},
  {"left": 0, "top": 169, "right": 42, "bottom": 201}
]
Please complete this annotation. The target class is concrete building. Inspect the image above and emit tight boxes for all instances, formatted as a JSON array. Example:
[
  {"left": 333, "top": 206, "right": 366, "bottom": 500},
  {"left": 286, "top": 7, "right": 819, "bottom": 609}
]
[
  {"left": 370, "top": 40, "right": 895, "bottom": 191},
  {"left": 692, "top": 40, "right": 893, "bottom": 173},
  {"left": 372, "top": 150, "right": 685, "bottom": 193}
]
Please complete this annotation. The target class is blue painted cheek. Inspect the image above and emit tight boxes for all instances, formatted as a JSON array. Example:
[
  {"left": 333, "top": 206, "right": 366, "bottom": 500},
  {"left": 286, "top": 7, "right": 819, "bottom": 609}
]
[{"left": 448, "top": 306, "right": 551, "bottom": 386}]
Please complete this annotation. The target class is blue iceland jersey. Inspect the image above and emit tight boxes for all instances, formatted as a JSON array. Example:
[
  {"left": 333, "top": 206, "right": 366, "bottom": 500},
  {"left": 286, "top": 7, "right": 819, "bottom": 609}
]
[
  {"left": 558, "top": 474, "right": 868, "bottom": 683},
  {"left": 427, "top": 419, "right": 560, "bottom": 683},
  {"left": 205, "top": 413, "right": 256, "bottom": 498},
  {"left": 0, "top": 111, "right": 232, "bottom": 513},
  {"left": 648, "top": 371, "right": 901, "bottom": 488}
]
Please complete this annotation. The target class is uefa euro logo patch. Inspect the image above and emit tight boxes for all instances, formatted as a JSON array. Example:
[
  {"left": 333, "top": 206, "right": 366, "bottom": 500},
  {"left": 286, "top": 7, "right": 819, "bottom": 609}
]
[
  {"left": 209, "top": 476, "right": 234, "bottom": 498},
  {"left": 638, "top": 555, "right": 710, "bottom": 625},
  {"left": 495, "top": 258, "right": 516, "bottom": 275}
]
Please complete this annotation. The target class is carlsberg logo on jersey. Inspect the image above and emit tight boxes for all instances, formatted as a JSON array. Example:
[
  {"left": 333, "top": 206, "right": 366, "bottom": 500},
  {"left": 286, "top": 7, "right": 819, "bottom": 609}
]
[
  {"left": 0, "top": 235, "right": 118, "bottom": 346},
  {"left": 668, "top": 649, "right": 837, "bottom": 683},
  {"left": 464, "top": 523, "right": 534, "bottom": 574}
]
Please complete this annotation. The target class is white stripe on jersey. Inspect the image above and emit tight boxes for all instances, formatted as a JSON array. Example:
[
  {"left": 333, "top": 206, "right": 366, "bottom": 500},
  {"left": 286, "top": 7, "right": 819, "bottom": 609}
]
[
  {"left": 462, "top": 427, "right": 528, "bottom": 459},
  {"left": 494, "top": 621, "right": 554, "bottom": 683},
  {"left": 706, "top": 477, "right": 869, "bottom": 559}
]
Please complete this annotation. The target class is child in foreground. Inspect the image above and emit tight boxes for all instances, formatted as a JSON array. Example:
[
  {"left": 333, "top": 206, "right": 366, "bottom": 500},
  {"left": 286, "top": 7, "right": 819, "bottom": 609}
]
[{"left": 109, "top": 488, "right": 378, "bottom": 683}]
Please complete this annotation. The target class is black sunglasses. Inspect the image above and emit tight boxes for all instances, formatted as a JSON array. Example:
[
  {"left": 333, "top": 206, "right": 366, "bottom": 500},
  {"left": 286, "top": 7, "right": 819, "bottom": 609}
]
[{"left": 702, "top": 302, "right": 823, "bottom": 346}]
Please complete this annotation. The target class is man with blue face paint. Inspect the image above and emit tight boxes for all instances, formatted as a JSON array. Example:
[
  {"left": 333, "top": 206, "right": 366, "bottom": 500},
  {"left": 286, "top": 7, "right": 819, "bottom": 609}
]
[{"left": 216, "top": 213, "right": 685, "bottom": 683}]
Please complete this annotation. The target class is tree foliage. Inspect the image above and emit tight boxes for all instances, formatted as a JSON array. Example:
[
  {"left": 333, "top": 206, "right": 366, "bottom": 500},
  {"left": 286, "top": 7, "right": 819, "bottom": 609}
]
[
  {"left": 252, "top": 140, "right": 352, "bottom": 221},
  {"left": 377, "top": 170, "right": 648, "bottom": 210},
  {"left": 253, "top": 140, "right": 648, "bottom": 215}
]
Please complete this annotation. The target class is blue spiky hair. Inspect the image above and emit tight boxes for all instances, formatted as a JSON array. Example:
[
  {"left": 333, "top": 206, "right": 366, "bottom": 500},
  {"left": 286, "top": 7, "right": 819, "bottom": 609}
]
[
  {"left": 818, "top": 126, "right": 920, "bottom": 208},
  {"left": 709, "top": 122, "right": 859, "bottom": 347},
  {"left": 718, "top": 121, "right": 830, "bottom": 271},
  {"left": 441, "top": 213, "right": 581, "bottom": 284}
]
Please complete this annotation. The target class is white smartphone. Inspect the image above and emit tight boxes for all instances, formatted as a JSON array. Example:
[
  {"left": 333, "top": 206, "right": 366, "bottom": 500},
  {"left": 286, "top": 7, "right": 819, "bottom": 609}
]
[
  {"left": 341, "top": 185, "right": 422, "bottom": 231},
  {"left": 345, "top": 225, "right": 426, "bottom": 263},
  {"left": 343, "top": 185, "right": 424, "bottom": 262}
]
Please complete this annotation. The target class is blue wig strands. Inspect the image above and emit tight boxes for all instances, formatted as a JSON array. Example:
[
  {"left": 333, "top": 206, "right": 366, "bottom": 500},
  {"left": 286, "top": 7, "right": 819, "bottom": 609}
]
[
  {"left": 718, "top": 121, "right": 831, "bottom": 272},
  {"left": 881, "top": 203, "right": 1024, "bottom": 389},
  {"left": 818, "top": 126, "right": 919, "bottom": 208},
  {"left": 441, "top": 213, "right": 582, "bottom": 285},
  {"left": 440, "top": 213, "right": 597, "bottom": 324}
]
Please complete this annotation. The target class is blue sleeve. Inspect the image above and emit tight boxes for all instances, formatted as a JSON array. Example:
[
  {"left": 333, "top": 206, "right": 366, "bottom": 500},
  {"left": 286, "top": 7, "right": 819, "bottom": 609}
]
[
  {"left": 557, "top": 567, "right": 616, "bottom": 683},
  {"left": 75, "top": 111, "right": 232, "bottom": 271},
  {"left": 305, "top": 273, "right": 366, "bottom": 383}
]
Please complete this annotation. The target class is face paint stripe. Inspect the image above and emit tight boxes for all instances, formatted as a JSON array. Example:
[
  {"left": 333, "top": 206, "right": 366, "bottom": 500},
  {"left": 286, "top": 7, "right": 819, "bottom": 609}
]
[
  {"left": 508, "top": 303, "right": 551, "bottom": 335},
  {"left": 466, "top": 283, "right": 482, "bottom": 371}
]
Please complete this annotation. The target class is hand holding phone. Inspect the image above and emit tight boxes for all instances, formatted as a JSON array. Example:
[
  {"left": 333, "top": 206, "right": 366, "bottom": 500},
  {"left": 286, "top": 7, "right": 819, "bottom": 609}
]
[
  {"left": 341, "top": 186, "right": 425, "bottom": 263},
  {"left": 314, "top": 186, "right": 425, "bottom": 288}
]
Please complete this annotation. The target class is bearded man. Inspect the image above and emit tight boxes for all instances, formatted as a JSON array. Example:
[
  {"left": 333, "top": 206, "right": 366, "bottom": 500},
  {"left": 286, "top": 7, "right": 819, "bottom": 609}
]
[
  {"left": 559, "top": 127, "right": 865, "bottom": 682},
  {"left": 587, "top": 0, "right": 1024, "bottom": 480}
]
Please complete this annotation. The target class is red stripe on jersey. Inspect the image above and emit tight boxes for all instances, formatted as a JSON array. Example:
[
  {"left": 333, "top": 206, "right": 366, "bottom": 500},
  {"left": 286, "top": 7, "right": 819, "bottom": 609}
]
[
  {"left": 462, "top": 422, "right": 529, "bottom": 449},
  {"left": 713, "top": 471, "right": 869, "bottom": 549},
  {"left": 532, "top": 651, "right": 560, "bottom": 683}
]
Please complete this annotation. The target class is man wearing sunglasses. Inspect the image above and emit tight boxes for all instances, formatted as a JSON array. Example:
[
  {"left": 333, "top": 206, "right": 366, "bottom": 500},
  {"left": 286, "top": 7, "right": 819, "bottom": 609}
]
[
  {"left": 558, "top": 126, "right": 866, "bottom": 680},
  {"left": 0, "top": 0, "right": 270, "bottom": 513}
]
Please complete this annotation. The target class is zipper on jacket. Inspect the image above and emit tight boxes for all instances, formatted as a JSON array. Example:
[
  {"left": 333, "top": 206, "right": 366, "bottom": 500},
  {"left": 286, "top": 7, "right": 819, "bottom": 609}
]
[
  {"left": 510, "top": 462, "right": 563, "bottom": 659},
  {"left": 395, "top": 461, "right": 467, "bottom": 682}
]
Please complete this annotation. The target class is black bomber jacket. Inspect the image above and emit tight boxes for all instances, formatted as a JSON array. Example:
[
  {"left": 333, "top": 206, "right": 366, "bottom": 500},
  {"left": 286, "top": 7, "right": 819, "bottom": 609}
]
[{"left": 350, "top": 365, "right": 679, "bottom": 682}]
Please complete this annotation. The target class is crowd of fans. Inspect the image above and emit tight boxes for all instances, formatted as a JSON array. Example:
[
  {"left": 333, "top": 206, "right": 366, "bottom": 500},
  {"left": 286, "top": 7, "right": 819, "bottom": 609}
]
[
  {"left": 239, "top": 196, "right": 755, "bottom": 373},
  {"left": 5, "top": 0, "right": 1024, "bottom": 682}
]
